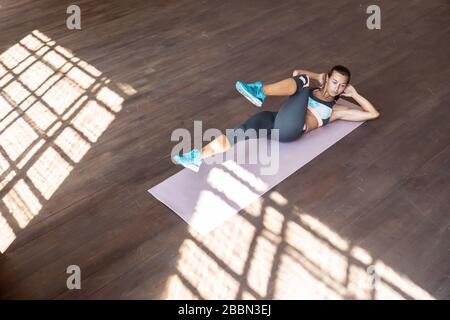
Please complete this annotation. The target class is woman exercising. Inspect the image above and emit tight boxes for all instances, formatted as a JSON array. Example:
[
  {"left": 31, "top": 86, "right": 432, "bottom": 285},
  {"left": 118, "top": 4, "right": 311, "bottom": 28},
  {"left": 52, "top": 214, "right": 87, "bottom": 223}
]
[{"left": 174, "top": 65, "right": 380, "bottom": 172}]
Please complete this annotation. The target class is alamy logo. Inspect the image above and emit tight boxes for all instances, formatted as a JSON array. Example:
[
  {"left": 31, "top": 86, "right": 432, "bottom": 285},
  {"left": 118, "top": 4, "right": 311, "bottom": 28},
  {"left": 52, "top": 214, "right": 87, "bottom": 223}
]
[
  {"left": 66, "top": 265, "right": 81, "bottom": 290},
  {"left": 366, "top": 5, "right": 381, "bottom": 30},
  {"left": 66, "top": 5, "right": 81, "bottom": 30}
]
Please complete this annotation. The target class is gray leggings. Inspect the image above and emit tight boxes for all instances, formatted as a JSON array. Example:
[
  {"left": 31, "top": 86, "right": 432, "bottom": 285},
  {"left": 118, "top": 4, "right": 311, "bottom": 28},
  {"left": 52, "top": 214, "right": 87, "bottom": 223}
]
[{"left": 226, "top": 75, "right": 310, "bottom": 145}]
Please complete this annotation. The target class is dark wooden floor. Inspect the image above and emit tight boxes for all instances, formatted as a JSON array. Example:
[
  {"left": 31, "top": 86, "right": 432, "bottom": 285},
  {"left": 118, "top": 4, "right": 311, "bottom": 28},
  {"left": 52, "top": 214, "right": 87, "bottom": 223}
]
[{"left": 0, "top": 0, "right": 449, "bottom": 299}]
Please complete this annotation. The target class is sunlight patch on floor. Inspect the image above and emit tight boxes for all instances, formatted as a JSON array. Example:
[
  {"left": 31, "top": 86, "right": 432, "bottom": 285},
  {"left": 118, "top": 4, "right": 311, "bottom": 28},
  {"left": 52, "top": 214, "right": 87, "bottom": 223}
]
[{"left": 0, "top": 30, "right": 135, "bottom": 253}]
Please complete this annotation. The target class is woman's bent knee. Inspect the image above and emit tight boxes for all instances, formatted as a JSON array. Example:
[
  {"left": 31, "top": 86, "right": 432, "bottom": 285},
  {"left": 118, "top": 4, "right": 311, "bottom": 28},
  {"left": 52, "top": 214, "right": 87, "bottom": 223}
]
[{"left": 278, "top": 130, "right": 303, "bottom": 143}]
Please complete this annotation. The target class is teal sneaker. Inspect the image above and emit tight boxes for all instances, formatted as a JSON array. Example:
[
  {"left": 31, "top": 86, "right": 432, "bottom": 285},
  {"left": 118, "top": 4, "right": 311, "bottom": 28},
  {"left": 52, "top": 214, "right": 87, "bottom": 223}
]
[
  {"left": 235, "top": 81, "right": 266, "bottom": 107},
  {"left": 173, "top": 148, "right": 202, "bottom": 172}
]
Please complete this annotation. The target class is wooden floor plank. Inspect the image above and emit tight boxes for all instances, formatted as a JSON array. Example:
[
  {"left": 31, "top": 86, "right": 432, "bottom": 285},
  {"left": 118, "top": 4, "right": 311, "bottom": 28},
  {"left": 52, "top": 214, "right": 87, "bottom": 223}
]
[{"left": 1, "top": 0, "right": 448, "bottom": 299}]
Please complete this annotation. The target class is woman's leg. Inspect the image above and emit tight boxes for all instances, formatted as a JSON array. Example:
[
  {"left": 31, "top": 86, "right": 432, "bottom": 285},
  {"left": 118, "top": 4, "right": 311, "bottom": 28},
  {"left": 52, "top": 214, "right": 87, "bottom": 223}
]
[
  {"left": 201, "top": 110, "right": 278, "bottom": 159},
  {"left": 206, "top": 91, "right": 309, "bottom": 155},
  {"left": 262, "top": 78, "right": 298, "bottom": 96},
  {"left": 174, "top": 111, "right": 277, "bottom": 171},
  {"left": 273, "top": 82, "right": 310, "bottom": 142},
  {"left": 200, "top": 134, "right": 231, "bottom": 159},
  {"left": 236, "top": 76, "right": 298, "bottom": 107},
  {"left": 225, "top": 111, "right": 277, "bottom": 146},
  {"left": 236, "top": 74, "right": 308, "bottom": 107},
  {"left": 180, "top": 110, "right": 278, "bottom": 162}
]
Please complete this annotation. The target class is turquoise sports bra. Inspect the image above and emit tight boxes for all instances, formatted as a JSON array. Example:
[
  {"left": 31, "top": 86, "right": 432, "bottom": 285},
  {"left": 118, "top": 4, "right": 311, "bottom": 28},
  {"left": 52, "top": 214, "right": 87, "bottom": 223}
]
[{"left": 307, "top": 89, "right": 337, "bottom": 127}]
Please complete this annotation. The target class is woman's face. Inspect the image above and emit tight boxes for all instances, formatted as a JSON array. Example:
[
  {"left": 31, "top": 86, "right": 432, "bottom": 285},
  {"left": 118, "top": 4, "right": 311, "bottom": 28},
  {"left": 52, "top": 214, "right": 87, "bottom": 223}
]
[{"left": 325, "top": 71, "right": 349, "bottom": 97}]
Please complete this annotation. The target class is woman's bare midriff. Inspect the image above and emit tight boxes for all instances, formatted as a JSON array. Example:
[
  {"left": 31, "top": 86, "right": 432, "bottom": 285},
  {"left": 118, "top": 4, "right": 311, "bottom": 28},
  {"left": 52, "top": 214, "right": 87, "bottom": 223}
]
[
  {"left": 303, "top": 89, "right": 335, "bottom": 133},
  {"left": 304, "top": 109, "right": 318, "bottom": 133}
]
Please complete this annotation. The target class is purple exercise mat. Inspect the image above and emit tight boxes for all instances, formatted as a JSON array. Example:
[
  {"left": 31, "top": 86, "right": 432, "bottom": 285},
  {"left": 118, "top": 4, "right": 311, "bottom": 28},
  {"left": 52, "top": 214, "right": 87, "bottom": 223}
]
[{"left": 148, "top": 99, "right": 365, "bottom": 236}]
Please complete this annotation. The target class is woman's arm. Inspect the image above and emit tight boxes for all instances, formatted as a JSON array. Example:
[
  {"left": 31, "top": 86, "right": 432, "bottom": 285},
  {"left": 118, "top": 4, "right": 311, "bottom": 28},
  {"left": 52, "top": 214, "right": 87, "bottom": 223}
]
[
  {"left": 334, "top": 85, "right": 380, "bottom": 121},
  {"left": 343, "top": 85, "right": 379, "bottom": 115}
]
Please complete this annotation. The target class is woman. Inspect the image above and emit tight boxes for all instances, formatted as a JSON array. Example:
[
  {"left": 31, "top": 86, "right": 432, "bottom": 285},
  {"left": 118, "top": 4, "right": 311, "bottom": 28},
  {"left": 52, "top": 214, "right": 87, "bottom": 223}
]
[{"left": 174, "top": 65, "right": 380, "bottom": 172}]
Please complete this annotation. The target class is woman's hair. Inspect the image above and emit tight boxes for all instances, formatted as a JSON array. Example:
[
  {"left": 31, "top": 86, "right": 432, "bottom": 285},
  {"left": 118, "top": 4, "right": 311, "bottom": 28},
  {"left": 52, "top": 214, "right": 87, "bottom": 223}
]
[{"left": 328, "top": 65, "right": 351, "bottom": 83}]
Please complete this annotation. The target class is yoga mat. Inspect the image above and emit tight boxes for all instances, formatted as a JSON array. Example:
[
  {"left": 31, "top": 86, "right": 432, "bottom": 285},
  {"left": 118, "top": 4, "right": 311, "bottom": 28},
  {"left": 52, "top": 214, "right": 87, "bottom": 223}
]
[{"left": 148, "top": 99, "right": 365, "bottom": 236}]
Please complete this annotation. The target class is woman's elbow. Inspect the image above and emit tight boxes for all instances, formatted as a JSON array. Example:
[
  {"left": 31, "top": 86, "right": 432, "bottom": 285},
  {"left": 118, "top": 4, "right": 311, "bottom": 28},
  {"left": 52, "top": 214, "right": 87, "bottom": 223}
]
[{"left": 371, "top": 111, "right": 380, "bottom": 119}]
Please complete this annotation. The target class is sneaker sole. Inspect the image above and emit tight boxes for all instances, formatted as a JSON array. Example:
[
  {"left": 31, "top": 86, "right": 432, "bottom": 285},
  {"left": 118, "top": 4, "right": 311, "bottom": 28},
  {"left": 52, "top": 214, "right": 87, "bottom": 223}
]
[
  {"left": 174, "top": 156, "right": 200, "bottom": 172},
  {"left": 235, "top": 82, "right": 262, "bottom": 107}
]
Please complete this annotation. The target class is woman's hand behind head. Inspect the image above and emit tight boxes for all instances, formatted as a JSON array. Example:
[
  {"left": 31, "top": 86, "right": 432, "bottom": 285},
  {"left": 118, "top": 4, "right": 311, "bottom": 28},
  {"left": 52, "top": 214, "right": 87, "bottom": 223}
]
[
  {"left": 318, "top": 73, "right": 326, "bottom": 88},
  {"left": 341, "top": 84, "right": 357, "bottom": 97}
]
